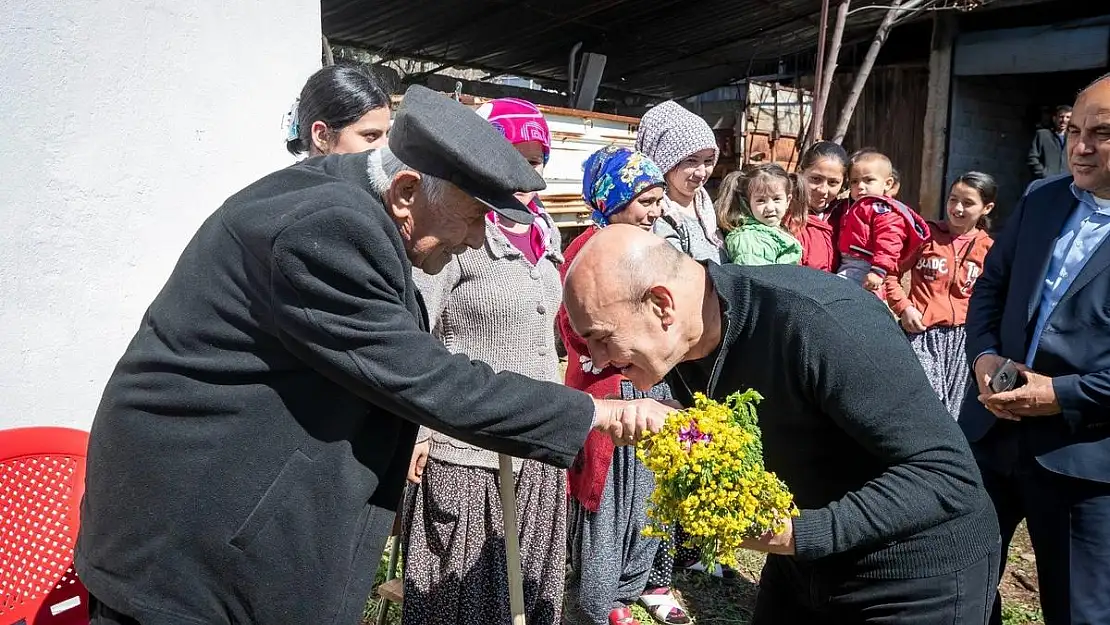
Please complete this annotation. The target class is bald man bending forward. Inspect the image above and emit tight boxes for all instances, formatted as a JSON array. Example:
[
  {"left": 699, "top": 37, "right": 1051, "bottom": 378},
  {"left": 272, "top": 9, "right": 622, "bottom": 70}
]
[{"left": 563, "top": 225, "right": 1001, "bottom": 625}]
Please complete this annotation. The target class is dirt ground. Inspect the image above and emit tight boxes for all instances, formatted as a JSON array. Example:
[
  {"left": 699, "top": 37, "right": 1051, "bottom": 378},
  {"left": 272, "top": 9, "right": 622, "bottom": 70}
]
[{"left": 371, "top": 526, "right": 1042, "bottom": 624}]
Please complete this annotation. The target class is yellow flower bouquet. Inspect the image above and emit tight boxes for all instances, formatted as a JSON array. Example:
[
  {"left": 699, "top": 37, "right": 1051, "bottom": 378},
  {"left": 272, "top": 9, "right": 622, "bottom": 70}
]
[{"left": 637, "top": 390, "right": 798, "bottom": 570}]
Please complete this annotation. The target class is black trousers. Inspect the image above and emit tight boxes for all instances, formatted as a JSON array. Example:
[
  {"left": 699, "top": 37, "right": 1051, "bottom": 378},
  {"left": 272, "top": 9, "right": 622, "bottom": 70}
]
[
  {"left": 87, "top": 594, "right": 141, "bottom": 625},
  {"left": 752, "top": 548, "right": 999, "bottom": 625},
  {"left": 975, "top": 435, "right": 1110, "bottom": 625}
]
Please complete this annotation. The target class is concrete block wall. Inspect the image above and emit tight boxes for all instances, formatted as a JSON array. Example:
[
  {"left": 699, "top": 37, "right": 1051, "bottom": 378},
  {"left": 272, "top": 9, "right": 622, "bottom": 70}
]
[
  {"left": 1, "top": 1, "right": 322, "bottom": 430},
  {"left": 945, "top": 75, "right": 1037, "bottom": 225}
]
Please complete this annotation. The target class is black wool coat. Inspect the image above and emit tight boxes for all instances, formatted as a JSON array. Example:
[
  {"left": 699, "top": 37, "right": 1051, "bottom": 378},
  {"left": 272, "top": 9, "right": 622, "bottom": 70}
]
[{"left": 75, "top": 152, "right": 594, "bottom": 625}]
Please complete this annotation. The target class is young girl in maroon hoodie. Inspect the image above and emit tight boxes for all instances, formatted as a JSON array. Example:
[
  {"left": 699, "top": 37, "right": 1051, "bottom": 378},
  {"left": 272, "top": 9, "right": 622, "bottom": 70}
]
[
  {"left": 793, "top": 141, "right": 850, "bottom": 272},
  {"left": 884, "top": 172, "right": 997, "bottom": 419}
]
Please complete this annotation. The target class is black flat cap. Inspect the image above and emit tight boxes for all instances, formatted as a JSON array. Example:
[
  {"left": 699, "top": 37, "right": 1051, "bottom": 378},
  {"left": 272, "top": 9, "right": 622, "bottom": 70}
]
[{"left": 389, "top": 85, "right": 545, "bottom": 224}]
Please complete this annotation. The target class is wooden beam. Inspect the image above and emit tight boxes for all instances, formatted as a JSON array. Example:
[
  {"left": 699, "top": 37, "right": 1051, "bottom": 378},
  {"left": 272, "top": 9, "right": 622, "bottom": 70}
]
[
  {"left": 831, "top": 0, "right": 926, "bottom": 144},
  {"left": 918, "top": 12, "right": 957, "bottom": 220},
  {"left": 809, "top": 0, "right": 850, "bottom": 146}
]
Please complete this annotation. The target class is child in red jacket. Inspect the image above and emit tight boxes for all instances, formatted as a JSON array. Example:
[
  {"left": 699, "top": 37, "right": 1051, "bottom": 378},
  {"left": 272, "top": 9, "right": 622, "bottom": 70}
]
[{"left": 836, "top": 149, "right": 929, "bottom": 297}]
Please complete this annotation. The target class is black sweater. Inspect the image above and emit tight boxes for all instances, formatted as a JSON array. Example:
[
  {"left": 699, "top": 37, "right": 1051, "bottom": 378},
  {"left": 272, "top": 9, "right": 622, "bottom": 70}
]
[{"left": 666, "top": 263, "right": 998, "bottom": 578}]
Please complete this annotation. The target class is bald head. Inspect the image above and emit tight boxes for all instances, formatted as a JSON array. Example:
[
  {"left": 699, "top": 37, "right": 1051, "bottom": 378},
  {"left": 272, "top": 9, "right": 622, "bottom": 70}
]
[
  {"left": 562, "top": 224, "right": 715, "bottom": 390},
  {"left": 565, "top": 224, "right": 690, "bottom": 304},
  {"left": 1069, "top": 74, "right": 1110, "bottom": 198}
]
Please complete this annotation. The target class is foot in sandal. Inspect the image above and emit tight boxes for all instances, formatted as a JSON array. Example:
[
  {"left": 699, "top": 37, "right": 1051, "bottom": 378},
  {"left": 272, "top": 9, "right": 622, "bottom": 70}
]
[
  {"left": 679, "top": 558, "right": 738, "bottom": 579},
  {"left": 637, "top": 587, "right": 691, "bottom": 625},
  {"left": 608, "top": 606, "right": 641, "bottom": 625}
]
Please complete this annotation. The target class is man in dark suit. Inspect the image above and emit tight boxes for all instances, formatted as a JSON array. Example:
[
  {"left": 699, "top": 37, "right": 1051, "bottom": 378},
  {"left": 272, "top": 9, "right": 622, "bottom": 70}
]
[
  {"left": 1028, "top": 104, "right": 1072, "bottom": 180},
  {"left": 963, "top": 75, "right": 1110, "bottom": 625}
]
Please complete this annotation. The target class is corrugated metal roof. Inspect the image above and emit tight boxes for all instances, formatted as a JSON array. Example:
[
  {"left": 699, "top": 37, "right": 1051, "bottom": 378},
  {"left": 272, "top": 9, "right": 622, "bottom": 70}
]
[{"left": 322, "top": 0, "right": 885, "bottom": 100}]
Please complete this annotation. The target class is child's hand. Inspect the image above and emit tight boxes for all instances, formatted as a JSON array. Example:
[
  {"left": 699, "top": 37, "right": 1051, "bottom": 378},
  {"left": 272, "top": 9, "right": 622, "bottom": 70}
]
[
  {"left": 864, "top": 272, "right": 884, "bottom": 291},
  {"left": 900, "top": 306, "right": 927, "bottom": 334}
]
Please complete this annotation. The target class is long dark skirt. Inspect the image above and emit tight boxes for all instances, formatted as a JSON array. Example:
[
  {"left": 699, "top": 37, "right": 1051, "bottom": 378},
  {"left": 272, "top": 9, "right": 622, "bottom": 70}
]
[
  {"left": 564, "top": 445, "right": 661, "bottom": 625},
  {"left": 908, "top": 325, "right": 971, "bottom": 420},
  {"left": 401, "top": 458, "right": 567, "bottom": 625}
]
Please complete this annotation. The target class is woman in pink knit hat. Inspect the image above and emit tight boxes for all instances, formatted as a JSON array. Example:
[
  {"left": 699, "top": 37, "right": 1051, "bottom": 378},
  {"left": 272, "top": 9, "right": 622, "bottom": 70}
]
[{"left": 400, "top": 97, "right": 567, "bottom": 625}]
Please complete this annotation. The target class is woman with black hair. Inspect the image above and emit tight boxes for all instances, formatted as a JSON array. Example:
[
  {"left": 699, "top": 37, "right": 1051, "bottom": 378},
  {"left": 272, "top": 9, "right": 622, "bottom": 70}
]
[{"left": 284, "top": 64, "right": 392, "bottom": 157}]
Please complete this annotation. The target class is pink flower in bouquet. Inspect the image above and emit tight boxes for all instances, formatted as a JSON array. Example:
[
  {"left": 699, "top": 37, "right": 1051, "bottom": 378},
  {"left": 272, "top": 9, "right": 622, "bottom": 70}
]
[{"left": 678, "top": 420, "right": 711, "bottom": 450}]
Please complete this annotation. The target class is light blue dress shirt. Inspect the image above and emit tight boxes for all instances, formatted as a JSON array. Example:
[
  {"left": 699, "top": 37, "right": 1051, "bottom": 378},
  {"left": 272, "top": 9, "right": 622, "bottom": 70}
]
[{"left": 1025, "top": 185, "right": 1110, "bottom": 366}]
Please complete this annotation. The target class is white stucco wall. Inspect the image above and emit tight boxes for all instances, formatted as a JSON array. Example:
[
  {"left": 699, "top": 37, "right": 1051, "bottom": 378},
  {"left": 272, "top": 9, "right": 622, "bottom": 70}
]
[{"left": 0, "top": 1, "right": 322, "bottom": 430}]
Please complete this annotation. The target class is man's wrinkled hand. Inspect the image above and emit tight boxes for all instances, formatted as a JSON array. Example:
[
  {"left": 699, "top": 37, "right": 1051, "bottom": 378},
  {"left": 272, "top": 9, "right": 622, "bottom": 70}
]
[
  {"left": 407, "top": 441, "right": 430, "bottom": 484},
  {"left": 592, "top": 398, "right": 674, "bottom": 445},
  {"left": 740, "top": 520, "right": 796, "bottom": 555},
  {"left": 983, "top": 365, "right": 1060, "bottom": 418}
]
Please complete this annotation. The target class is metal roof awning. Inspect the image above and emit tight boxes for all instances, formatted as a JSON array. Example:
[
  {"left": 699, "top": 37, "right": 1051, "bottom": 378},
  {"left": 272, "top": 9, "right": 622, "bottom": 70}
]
[{"left": 322, "top": 0, "right": 886, "bottom": 100}]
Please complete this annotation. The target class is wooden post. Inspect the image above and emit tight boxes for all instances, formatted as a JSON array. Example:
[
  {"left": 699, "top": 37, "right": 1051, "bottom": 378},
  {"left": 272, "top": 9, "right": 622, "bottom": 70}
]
[
  {"left": 321, "top": 35, "right": 335, "bottom": 66},
  {"left": 809, "top": 0, "right": 850, "bottom": 147},
  {"left": 809, "top": 0, "right": 830, "bottom": 149},
  {"left": 498, "top": 454, "right": 527, "bottom": 625},
  {"left": 918, "top": 12, "right": 958, "bottom": 220},
  {"left": 831, "top": 0, "right": 926, "bottom": 144}
]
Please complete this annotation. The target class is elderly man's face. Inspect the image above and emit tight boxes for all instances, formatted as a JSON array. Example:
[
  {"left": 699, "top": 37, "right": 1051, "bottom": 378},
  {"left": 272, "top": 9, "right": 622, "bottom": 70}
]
[
  {"left": 1068, "top": 81, "right": 1110, "bottom": 199},
  {"left": 395, "top": 176, "right": 488, "bottom": 275},
  {"left": 565, "top": 281, "right": 683, "bottom": 390}
]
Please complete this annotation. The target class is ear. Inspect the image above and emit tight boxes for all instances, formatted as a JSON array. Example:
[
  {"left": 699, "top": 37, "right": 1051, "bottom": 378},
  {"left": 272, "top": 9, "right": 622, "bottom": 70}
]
[
  {"left": 310, "top": 121, "right": 331, "bottom": 154},
  {"left": 982, "top": 202, "right": 996, "bottom": 215},
  {"left": 645, "top": 285, "right": 677, "bottom": 329},
  {"left": 386, "top": 170, "right": 422, "bottom": 222}
]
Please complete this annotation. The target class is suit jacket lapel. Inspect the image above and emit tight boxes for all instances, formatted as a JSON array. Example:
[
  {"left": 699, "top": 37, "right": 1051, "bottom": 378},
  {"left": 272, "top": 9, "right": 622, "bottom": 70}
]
[
  {"left": 1025, "top": 183, "right": 1079, "bottom": 324},
  {"left": 1059, "top": 224, "right": 1110, "bottom": 305}
]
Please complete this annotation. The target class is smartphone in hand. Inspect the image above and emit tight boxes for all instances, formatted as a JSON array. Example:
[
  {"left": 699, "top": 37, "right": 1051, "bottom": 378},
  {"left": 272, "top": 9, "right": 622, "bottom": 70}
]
[{"left": 989, "top": 358, "right": 1024, "bottom": 393}]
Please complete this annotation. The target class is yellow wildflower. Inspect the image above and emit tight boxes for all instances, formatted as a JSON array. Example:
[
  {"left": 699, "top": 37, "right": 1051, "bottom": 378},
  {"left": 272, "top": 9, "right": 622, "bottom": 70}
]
[{"left": 638, "top": 391, "right": 799, "bottom": 571}]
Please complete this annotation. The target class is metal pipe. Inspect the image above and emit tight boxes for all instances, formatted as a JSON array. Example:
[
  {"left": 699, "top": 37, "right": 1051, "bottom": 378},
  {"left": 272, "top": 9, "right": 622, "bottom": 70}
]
[{"left": 568, "top": 41, "right": 583, "bottom": 106}]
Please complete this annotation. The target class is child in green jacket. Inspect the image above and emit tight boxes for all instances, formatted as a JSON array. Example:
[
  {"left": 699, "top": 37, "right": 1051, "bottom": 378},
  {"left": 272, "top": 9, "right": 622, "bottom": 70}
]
[{"left": 718, "top": 163, "right": 803, "bottom": 266}]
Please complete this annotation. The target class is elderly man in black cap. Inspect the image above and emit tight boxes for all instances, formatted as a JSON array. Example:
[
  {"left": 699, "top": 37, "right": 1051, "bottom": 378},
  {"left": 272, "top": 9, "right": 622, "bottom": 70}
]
[{"left": 75, "top": 85, "right": 670, "bottom": 625}]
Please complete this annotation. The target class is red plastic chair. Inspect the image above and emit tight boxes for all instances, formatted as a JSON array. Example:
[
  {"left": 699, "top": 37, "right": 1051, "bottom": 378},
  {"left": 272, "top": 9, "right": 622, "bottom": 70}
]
[{"left": 0, "top": 427, "right": 90, "bottom": 625}]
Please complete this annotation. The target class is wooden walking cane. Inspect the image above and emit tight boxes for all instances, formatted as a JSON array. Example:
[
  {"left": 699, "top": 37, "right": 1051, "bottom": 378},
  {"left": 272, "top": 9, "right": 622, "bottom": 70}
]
[{"left": 498, "top": 454, "right": 528, "bottom": 625}]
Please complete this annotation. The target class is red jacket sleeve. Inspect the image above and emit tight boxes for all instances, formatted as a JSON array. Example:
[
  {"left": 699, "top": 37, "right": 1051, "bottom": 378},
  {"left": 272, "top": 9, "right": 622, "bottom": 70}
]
[
  {"left": 869, "top": 210, "right": 907, "bottom": 276},
  {"left": 884, "top": 247, "right": 920, "bottom": 316}
]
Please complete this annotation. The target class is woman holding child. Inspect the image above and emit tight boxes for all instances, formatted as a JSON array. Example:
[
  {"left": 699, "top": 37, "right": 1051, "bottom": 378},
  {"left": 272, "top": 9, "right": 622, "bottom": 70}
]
[{"left": 793, "top": 141, "right": 850, "bottom": 272}]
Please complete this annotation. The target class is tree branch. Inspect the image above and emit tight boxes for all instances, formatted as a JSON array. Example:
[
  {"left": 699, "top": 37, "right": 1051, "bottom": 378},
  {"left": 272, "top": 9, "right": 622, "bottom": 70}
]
[{"left": 831, "top": 0, "right": 926, "bottom": 143}]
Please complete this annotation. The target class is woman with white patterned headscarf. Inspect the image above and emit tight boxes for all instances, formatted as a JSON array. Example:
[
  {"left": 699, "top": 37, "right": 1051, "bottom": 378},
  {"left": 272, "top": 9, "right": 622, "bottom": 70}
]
[{"left": 636, "top": 101, "right": 724, "bottom": 264}]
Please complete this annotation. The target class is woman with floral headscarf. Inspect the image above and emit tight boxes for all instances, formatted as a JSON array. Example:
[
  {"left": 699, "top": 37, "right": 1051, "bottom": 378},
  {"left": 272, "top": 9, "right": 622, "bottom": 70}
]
[
  {"left": 636, "top": 101, "right": 724, "bottom": 264},
  {"left": 558, "top": 146, "right": 690, "bottom": 625},
  {"left": 400, "top": 98, "right": 566, "bottom": 625}
]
